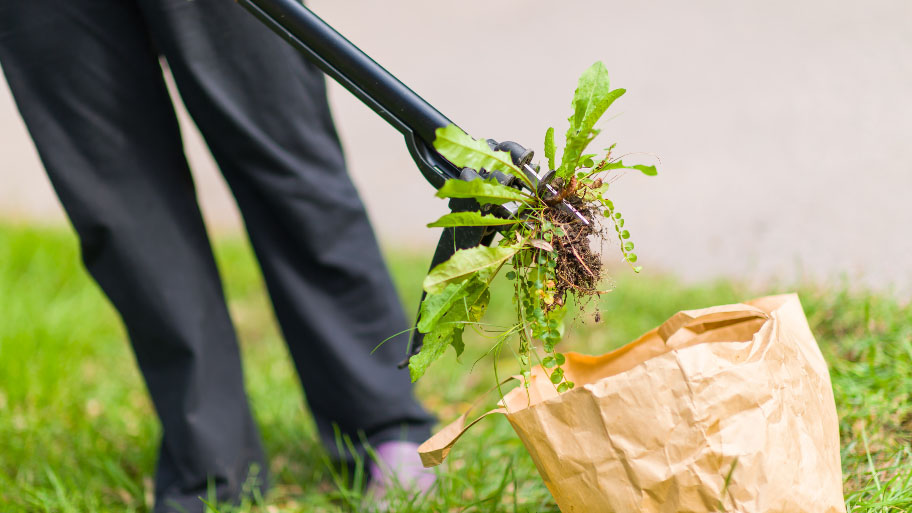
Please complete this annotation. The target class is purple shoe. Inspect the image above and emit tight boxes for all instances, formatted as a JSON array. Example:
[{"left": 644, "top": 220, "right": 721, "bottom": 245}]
[{"left": 366, "top": 440, "right": 436, "bottom": 504}]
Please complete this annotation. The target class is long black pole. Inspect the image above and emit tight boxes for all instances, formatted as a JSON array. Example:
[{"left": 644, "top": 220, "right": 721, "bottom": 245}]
[{"left": 237, "top": 0, "right": 454, "bottom": 146}]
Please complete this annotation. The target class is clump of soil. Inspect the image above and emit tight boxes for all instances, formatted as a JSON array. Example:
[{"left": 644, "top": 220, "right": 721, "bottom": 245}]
[{"left": 540, "top": 177, "right": 610, "bottom": 311}]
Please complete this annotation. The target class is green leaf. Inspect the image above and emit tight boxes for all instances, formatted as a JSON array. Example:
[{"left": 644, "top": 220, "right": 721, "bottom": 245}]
[
  {"left": 408, "top": 326, "right": 453, "bottom": 383},
  {"left": 556, "top": 63, "right": 627, "bottom": 178},
  {"left": 422, "top": 245, "right": 520, "bottom": 294},
  {"left": 549, "top": 368, "right": 564, "bottom": 384},
  {"left": 544, "top": 127, "right": 556, "bottom": 171},
  {"left": 582, "top": 88, "right": 625, "bottom": 132},
  {"left": 623, "top": 241, "right": 635, "bottom": 251},
  {"left": 557, "top": 382, "right": 572, "bottom": 393},
  {"left": 554, "top": 353, "right": 566, "bottom": 365},
  {"left": 433, "top": 125, "right": 524, "bottom": 180},
  {"left": 633, "top": 164, "right": 658, "bottom": 176},
  {"left": 418, "top": 273, "right": 488, "bottom": 333},
  {"left": 557, "top": 129, "right": 597, "bottom": 178},
  {"left": 599, "top": 160, "right": 658, "bottom": 176},
  {"left": 626, "top": 253, "right": 638, "bottom": 263},
  {"left": 469, "top": 287, "right": 491, "bottom": 324},
  {"left": 410, "top": 276, "right": 490, "bottom": 382},
  {"left": 569, "top": 62, "right": 614, "bottom": 132},
  {"left": 451, "top": 285, "right": 490, "bottom": 359},
  {"left": 435, "top": 178, "right": 531, "bottom": 205},
  {"left": 559, "top": 100, "right": 626, "bottom": 176},
  {"left": 542, "top": 356, "right": 556, "bottom": 368},
  {"left": 427, "top": 212, "right": 520, "bottom": 228},
  {"left": 620, "top": 230, "right": 630, "bottom": 239}
]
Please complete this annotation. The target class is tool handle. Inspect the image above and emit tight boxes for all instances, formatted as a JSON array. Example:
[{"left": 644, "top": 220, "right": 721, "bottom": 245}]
[{"left": 237, "top": 0, "right": 461, "bottom": 187}]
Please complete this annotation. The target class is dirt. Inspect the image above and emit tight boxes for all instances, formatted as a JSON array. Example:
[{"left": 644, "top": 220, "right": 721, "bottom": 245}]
[{"left": 541, "top": 179, "right": 609, "bottom": 310}]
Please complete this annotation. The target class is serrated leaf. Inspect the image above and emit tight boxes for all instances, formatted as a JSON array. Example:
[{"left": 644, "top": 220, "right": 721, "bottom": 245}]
[
  {"left": 418, "top": 273, "right": 487, "bottom": 333},
  {"left": 558, "top": 62, "right": 626, "bottom": 177},
  {"left": 468, "top": 286, "right": 490, "bottom": 325},
  {"left": 433, "top": 125, "right": 523, "bottom": 179},
  {"left": 408, "top": 327, "right": 452, "bottom": 383},
  {"left": 599, "top": 160, "right": 658, "bottom": 176},
  {"left": 633, "top": 164, "right": 658, "bottom": 176},
  {"left": 435, "top": 178, "right": 531, "bottom": 205},
  {"left": 557, "top": 129, "right": 597, "bottom": 178},
  {"left": 569, "top": 62, "right": 613, "bottom": 132},
  {"left": 581, "top": 88, "right": 625, "bottom": 135},
  {"left": 449, "top": 330, "right": 466, "bottom": 359},
  {"left": 544, "top": 127, "right": 556, "bottom": 171},
  {"left": 422, "top": 245, "right": 520, "bottom": 294},
  {"left": 410, "top": 276, "right": 490, "bottom": 381},
  {"left": 427, "top": 212, "right": 521, "bottom": 228}
]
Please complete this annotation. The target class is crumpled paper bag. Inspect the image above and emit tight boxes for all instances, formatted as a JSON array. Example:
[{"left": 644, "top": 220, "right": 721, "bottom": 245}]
[{"left": 419, "top": 294, "right": 846, "bottom": 512}]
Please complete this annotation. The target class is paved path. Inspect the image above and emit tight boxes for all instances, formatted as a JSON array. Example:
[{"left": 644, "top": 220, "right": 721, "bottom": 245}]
[{"left": 2, "top": 0, "right": 910, "bottom": 293}]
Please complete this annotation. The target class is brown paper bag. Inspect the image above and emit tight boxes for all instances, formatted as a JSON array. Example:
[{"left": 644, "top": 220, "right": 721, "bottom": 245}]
[{"left": 419, "top": 294, "right": 846, "bottom": 512}]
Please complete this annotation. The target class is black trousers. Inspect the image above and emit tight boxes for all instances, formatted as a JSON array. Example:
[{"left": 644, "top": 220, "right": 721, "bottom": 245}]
[{"left": 0, "top": 0, "right": 433, "bottom": 510}]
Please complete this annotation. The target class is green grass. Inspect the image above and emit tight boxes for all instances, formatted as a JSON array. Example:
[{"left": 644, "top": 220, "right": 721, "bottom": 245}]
[{"left": 0, "top": 223, "right": 909, "bottom": 512}]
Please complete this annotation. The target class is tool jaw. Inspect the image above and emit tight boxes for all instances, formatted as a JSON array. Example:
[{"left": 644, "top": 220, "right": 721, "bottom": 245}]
[{"left": 481, "top": 140, "right": 591, "bottom": 227}]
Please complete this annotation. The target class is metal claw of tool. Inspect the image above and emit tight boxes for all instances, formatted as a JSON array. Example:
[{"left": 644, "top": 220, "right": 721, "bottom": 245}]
[{"left": 487, "top": 140, "right": 590, "bottom": 226}]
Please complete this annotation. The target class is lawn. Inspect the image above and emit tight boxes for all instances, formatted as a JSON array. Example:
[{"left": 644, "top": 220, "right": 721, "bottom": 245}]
[{"left": 0, "top": 223, "right": 909, "bottom": 512}]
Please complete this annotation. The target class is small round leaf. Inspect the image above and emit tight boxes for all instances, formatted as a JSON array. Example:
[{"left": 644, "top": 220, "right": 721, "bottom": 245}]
[{"left": 549, "top": 368, "right": 564, "bottom": 384}]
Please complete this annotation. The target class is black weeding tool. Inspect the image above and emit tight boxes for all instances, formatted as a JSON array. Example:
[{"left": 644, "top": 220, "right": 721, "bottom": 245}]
[{"left": 237, "top": 0, "right": 587, "bottom": 365}]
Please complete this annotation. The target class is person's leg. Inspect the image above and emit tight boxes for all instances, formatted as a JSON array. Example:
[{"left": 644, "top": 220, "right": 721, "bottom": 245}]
[
  {"left": 136, "top": 0, "right": 434, "bottom": 458},
  {"left": 0, "top": 1, "right": 266, "bottom": 510}
]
